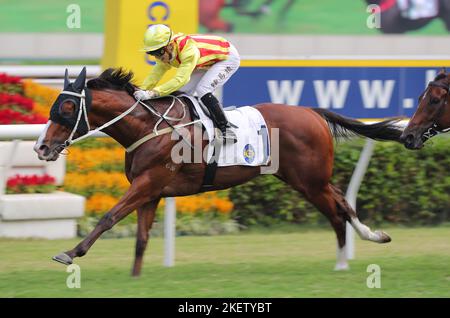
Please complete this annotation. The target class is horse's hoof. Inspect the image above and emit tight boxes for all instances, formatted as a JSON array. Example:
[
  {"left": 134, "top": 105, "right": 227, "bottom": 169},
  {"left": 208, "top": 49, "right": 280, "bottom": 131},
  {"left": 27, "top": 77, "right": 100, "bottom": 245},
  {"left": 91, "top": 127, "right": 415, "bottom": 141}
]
[
  {"left": 375, "top": 230, "right": 392, "bottom": 243},
  {"left": 52, "top": 252, "right": 73, "bottom": 265},
  {"left": 334, "top": 262, "right": 350, "bottom": 271}
]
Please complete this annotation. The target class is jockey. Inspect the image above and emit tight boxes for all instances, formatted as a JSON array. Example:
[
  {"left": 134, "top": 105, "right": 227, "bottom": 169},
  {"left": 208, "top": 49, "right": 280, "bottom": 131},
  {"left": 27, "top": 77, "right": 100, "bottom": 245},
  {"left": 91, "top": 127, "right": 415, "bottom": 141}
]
[{"left": 134, "top": 24, "right": 240, "bottom": 143}]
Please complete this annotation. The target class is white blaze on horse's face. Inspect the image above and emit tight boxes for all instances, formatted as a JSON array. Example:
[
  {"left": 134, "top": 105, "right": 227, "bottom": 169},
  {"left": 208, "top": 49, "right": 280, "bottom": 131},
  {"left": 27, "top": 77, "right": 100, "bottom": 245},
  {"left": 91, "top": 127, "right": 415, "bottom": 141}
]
[
  {"left": 34, "top": 121, "right": 61, "bottom": 161},
  {"left": 34, "top": 120, "right": 51, "bottom": 153}
]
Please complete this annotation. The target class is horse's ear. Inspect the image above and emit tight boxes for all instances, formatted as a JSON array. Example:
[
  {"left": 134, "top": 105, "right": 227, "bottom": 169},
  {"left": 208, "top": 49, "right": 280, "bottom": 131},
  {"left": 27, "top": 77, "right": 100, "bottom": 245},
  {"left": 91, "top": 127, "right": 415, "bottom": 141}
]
[
  {"left": 73, "top": 66, "right": 86, "bottom": 91},
  {"left": 438, "top": 67, "right": 447, "bottom": 75},
  {"left": 64, "top": 68, "right": 70, "bottom": 89}
]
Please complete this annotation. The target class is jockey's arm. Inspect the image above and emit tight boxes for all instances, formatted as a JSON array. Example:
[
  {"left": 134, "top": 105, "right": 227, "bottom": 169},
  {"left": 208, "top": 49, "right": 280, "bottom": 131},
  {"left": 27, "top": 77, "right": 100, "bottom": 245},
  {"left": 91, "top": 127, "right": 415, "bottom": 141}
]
[
  {"left": 152, "top": 43, "right": 200, "bottom": 96},
  {"left": 141, "top": 61, "right": 171, "bottom": 90}
]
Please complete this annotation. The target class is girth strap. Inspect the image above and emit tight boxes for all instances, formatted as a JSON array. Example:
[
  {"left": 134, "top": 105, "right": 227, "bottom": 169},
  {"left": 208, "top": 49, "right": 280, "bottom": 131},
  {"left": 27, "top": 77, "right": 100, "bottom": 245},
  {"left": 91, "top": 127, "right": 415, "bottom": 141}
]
[{"left": 199, "top": 138, "right": 222, "bottom": 191}]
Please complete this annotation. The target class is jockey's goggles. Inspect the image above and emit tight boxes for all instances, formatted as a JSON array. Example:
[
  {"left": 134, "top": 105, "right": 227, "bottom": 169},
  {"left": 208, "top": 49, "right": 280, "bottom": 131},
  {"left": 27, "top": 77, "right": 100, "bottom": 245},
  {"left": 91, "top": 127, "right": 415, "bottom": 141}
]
[{"left": 146, "top": 47, "right": 166, "bottom": 57}]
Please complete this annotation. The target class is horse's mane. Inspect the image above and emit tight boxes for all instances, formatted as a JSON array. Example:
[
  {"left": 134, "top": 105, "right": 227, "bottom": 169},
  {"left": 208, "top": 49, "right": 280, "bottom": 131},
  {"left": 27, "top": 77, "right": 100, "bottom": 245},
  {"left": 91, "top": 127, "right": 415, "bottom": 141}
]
[{"left": 87, "top": 68, "right": 136, "bottom": 96}]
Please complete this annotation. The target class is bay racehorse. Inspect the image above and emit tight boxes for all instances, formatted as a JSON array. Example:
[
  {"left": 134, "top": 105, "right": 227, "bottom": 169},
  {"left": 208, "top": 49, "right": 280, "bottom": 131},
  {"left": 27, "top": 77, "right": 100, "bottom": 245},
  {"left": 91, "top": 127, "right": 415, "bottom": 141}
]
[
  {"left": 35, "top": 67, "right": 403, "bottom": 276},
  {"left": 400, "top": 68, "right": 450, "bottom": 149}
]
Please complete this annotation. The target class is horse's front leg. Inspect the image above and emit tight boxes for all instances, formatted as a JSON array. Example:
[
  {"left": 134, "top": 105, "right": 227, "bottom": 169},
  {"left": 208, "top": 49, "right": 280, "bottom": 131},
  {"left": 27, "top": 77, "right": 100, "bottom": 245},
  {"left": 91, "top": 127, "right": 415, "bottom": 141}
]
[{"left": 53, "top": 173, "right": 163, "bottom": 265}]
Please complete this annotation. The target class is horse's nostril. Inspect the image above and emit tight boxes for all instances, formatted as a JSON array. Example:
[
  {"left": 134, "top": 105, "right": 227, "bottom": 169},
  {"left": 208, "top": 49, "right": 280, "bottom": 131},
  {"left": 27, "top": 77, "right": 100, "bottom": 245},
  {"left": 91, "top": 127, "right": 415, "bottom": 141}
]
[
  {"left": 38, "top": 144, "right": 50, "bottom": 155},
  {"left": 403, "top": 134, "right": 416, "bottom": 149},
  {"left": 405, "top": 134, "right": 414, "bottom": 144}
]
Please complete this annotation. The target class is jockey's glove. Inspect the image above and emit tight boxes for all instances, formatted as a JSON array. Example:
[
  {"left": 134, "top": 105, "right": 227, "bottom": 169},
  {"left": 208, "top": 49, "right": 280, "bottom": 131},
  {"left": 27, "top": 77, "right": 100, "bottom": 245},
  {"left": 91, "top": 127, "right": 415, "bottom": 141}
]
[{"left": 134, "top": 89, "right": 159, "bottom": 101}]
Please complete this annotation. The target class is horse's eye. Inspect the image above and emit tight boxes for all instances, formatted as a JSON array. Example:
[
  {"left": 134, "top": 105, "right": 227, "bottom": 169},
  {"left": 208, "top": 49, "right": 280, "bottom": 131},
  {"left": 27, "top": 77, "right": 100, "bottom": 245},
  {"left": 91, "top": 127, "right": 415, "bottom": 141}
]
[
  {"left": 431, "top": 97, "right": 441, "bottom": 105},
  {"left": 59, "top": 100, "right": 76, "bottom": 118}
]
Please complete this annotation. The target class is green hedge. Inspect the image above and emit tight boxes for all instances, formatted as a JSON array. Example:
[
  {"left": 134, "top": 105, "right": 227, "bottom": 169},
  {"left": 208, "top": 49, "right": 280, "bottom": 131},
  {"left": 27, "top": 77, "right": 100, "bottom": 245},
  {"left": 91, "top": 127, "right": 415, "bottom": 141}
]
[{"left": 230, "top": 137, "right": 450, "bottom": 226}]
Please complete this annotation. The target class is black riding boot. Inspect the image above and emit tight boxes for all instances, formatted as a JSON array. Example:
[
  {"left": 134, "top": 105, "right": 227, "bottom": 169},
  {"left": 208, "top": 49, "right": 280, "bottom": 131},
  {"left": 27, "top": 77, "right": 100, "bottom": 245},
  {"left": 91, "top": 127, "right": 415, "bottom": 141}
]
[{"left": 201, "top": 93, "right": 237, "bottom": 144}]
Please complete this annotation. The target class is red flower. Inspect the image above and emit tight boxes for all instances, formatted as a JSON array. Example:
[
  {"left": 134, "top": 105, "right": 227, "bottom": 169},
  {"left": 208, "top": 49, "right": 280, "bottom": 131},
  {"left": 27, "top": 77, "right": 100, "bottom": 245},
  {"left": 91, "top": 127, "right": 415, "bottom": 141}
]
[
  {"left": 6, "top": 174, "right": 56, "bottom": 194},
  {"left": 6, "top": 175, "right": 20, "bottom": 188},
  {"left": 0, "top": 73, "right": 22, "bottom": 84},
  {"left": 40, "top": 174, "right": 56, "bottom": 184},
  {"left": 0, "top": 109, "right": 47, "bottom": 124},
  {"left": 0, "top": 93, "right": 34, "bottom": 111}
]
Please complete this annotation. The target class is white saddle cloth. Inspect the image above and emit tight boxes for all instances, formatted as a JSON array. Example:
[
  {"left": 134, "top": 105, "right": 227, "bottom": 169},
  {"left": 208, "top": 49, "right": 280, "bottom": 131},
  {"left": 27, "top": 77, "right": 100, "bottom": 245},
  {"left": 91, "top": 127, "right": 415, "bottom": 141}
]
[{"left": 181, "top": 94, "right": 270, "bottom": 167}]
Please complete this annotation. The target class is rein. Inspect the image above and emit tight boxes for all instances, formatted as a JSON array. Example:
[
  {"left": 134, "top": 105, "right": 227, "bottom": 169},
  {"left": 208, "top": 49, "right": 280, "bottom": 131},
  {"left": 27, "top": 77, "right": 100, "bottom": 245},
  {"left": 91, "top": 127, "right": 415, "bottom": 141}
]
[
  {"left": 60, "top": 89, "right": 198, "bottom": 152},
  {"left": 136, "top": 96, "right": 196, "bottom": 150}
]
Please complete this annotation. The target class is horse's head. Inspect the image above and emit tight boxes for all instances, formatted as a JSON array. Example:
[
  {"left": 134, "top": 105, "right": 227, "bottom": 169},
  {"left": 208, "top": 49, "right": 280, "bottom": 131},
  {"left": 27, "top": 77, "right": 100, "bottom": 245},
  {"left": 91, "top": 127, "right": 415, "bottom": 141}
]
[
  {"left": 400, "top": 68, "right": 450, "bottom": 150},
  {"left": 34, "top": 67, "right": 92, "bottom": 161}
]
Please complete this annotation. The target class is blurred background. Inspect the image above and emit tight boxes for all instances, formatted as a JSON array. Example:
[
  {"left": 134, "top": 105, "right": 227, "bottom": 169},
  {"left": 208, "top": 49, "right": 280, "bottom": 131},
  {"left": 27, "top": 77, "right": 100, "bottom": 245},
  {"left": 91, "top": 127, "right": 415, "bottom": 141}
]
[{"left": 0, "top": 0, "right": 449, "bottom": 298}]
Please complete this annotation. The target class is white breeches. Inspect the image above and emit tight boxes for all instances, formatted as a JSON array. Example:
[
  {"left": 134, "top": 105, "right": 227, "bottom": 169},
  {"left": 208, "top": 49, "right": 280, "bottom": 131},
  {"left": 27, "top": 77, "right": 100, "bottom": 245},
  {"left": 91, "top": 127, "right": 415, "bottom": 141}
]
[{"left": 180, "top": 44, "right": 240, "bottom": 98}]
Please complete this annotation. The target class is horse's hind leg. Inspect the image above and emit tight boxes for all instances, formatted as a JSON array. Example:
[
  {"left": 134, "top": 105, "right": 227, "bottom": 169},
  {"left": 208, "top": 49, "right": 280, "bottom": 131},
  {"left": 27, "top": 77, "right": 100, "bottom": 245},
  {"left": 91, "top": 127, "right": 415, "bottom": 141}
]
[
  {"left": 286, "top": 180, "right": 391, "bottom": 270},
  {"left": 132, "top": 199, "right": 160, "bottom": 277},
  {"left": 297, "top": 183, "right": 350, "bottom": 270},
  {"left": 328, "top": 185, "right": 391, "bottom": 244}
]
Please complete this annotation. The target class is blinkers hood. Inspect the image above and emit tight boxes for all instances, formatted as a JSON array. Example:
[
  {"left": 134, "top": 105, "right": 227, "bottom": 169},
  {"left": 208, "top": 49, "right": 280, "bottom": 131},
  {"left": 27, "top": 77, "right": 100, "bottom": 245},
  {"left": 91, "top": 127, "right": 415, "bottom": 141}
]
[{"left": 50, "top": 67, "right": 92, "bottom": 135}]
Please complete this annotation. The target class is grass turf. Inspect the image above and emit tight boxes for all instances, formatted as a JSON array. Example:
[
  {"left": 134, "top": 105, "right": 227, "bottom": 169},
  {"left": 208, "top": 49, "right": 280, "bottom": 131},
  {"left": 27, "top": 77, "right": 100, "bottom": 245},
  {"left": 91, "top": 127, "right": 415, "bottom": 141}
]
[{"left": 0, "top": 226, "right": 449, "bottom": 297}]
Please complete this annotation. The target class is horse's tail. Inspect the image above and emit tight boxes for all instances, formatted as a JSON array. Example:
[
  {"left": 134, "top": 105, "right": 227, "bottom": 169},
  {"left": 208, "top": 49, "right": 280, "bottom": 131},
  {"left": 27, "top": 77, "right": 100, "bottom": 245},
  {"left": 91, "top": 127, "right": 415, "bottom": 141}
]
[{"left": 312, "top": 108, "right": 404, "bottom": 142}]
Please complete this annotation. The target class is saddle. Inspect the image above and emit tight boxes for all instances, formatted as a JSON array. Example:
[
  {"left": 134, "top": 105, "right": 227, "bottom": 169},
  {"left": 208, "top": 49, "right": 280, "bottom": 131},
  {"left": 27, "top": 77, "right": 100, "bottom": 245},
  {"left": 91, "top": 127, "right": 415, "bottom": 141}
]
[
  {"left": 172, "top": 91, "right": 206, "bottom": 121},
  {"left": 174, "top": 92, "right": 238, "bottom": 130},
  {"left": 170, "top": 92, "right": 270, "bottom": 192}
]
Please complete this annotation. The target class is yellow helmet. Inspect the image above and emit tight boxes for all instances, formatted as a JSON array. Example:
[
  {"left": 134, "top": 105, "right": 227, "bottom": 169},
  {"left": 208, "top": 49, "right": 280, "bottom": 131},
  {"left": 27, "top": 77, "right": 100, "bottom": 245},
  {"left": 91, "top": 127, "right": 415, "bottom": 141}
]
[{"left": 140, "top": 24, "right": 173, "bottom": 52}]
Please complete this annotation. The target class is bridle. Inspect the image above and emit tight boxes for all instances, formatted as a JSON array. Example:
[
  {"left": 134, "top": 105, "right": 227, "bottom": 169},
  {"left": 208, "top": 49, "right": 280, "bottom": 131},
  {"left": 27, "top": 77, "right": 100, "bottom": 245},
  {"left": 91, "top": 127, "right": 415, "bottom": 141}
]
[
  {"left": 420, "top": 80, "right": 450, "bottom": 141},
  {"left": 58, "top": 88, "right": 197, "bottom": 152},
  {"left": 60, "top": 88, "right": 141, "bottom": 148}
]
